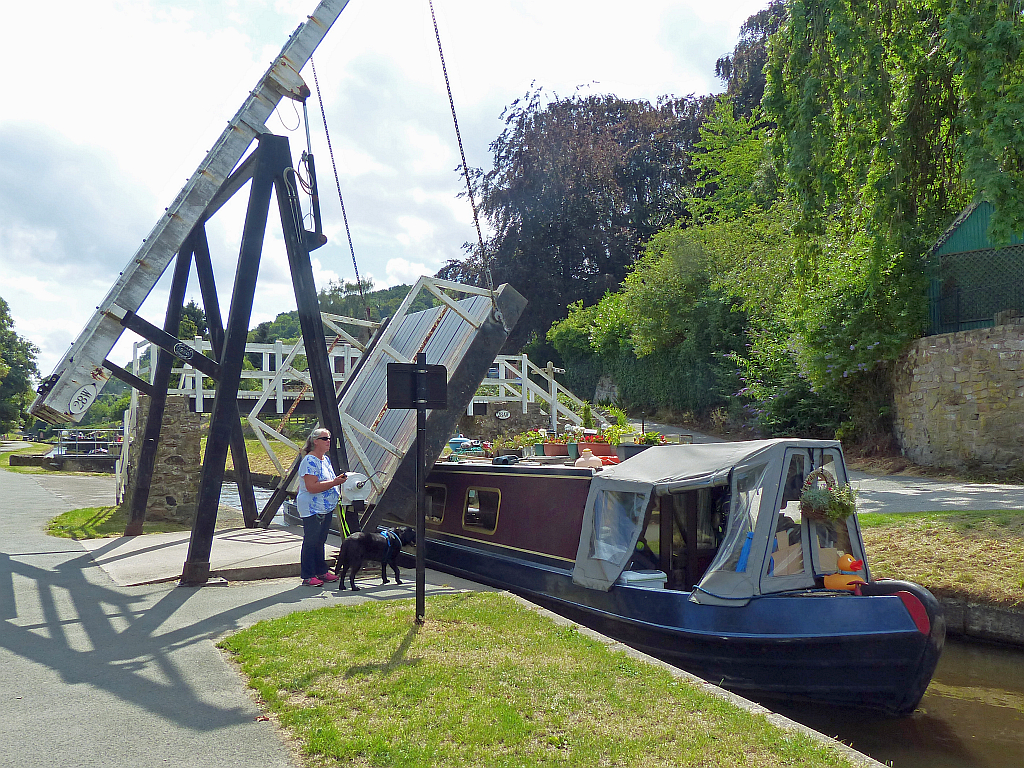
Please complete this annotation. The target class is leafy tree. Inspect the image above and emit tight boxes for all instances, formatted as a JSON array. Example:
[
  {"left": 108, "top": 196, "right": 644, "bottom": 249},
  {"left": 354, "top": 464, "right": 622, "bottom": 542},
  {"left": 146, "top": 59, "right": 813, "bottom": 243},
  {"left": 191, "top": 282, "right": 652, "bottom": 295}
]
[
  {"left": 715, "top": 1, "right": 787, "bottom": 117},
  {"left": 0, "top": 297, "right": 39, "bottom": 434},
  {"left": 687, "top": 98, "right": 774, "bottom": 224},
  {"left": 248, "top": 313, "right": 302, "bottom": 347},
  {"left": 78, "top": 391, "right": 131, "bottom": 427},
  {"left": 318, "top": 279, "right": 433, "bottom": 322},
  {"left": 549, "top": 226, "right": 746, "bottom": 415},
  {"left": 765, "top": 0, "right": 956, "bottom": 258},
  {"left": 944, "top": 1, "right": 1024, "bottom": 243},
  {"left": 178, "top": 299, "right": 207, "bottom": 340},
  {"left": 440, "top": 88, "right": 715, "bottom": 350}
]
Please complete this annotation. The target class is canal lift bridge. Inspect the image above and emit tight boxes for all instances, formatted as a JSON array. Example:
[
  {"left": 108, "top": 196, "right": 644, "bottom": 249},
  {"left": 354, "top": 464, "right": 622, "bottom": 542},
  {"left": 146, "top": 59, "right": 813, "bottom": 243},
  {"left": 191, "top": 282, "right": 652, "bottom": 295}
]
[{"left": 28, "top": 0, "right": 526, "bottom": 585}]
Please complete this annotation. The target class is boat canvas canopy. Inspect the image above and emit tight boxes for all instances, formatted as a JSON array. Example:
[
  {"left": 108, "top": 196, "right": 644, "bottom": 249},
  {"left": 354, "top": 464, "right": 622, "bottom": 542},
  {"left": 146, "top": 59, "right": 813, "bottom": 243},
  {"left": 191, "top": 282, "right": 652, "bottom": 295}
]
[{"left": 571, "top": 439, "right": 849, "bottom": 599}]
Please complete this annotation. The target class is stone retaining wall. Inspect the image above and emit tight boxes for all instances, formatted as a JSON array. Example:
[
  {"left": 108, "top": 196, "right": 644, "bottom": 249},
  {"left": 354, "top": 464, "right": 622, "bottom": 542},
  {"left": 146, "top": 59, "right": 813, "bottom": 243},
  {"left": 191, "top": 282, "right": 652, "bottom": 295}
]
[
  {"left": 119, "top": 395, "right": 201, "bottom": 524},
  {"left": 9, "top": 453, "right": 116, "bottom": 472},
  {"left": 940, "top": 598, "right": 1024, "bottom": 647},
  {"left": 456, "top": 402, "right": 556, "bottom": 442},
  {"left": 893, "top": 321, "right": 1024, "bottom": 470}
]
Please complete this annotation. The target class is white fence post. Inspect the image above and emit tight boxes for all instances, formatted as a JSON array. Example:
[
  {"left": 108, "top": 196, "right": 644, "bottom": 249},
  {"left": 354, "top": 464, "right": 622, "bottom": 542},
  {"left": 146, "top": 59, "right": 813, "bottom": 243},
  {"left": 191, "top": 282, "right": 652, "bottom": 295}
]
[
  {"left": 275, "top": 340, "right": 284, "bottom": 414},
  {"left": 547, "top": 361, "right": 558, "bottom": 432},
  {"left": 521, "top": 353, "right": 529, "bottom": 413}
]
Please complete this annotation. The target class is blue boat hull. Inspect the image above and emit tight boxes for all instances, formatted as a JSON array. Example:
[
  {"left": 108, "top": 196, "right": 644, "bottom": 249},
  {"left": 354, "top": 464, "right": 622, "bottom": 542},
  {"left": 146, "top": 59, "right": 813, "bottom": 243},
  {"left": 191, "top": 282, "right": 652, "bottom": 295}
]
[{"left": 420, "top": 535, "right": 945, "bottom": 716}]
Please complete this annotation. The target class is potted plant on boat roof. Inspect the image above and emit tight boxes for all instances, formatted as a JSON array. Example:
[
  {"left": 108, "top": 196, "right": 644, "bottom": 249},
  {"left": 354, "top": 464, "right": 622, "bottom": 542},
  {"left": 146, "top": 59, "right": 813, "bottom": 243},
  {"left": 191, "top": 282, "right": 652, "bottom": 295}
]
[
  {"left": 600, "top": 424, "right": 636, "bottom": 446},
  {"left": 490, "top": 435, "right": 522, "bottom": 458},
  {"left": 542, "top": 431, "right": 570, "bottom": 456},
  {"left": 579, "top": 431, "right": 615, "bottom": 456},
  {"left": 509, "top": 428, "right": 546, "bottom": 455},
  {"left": 616, "top": 431, "right": 666, "bottom": 461},
  {"left": 563, "top": 424, "right": 585, "bottom": 459},
  {"left": 799, "top": 469, "right": 857, "bottom": 522},
  {"left": 636, "top": 431, "right": 667, "bottom": 446}
]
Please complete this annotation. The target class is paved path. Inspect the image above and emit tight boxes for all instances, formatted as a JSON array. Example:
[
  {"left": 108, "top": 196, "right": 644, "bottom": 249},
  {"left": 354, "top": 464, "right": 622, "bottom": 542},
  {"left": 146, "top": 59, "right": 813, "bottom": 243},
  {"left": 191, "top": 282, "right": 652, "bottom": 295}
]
[
  {"left": 0, "top": 467, "right": 488, "bottom": 768},
  {"left": 849, "top": 471, "right": 1024, "bottom": 514}
]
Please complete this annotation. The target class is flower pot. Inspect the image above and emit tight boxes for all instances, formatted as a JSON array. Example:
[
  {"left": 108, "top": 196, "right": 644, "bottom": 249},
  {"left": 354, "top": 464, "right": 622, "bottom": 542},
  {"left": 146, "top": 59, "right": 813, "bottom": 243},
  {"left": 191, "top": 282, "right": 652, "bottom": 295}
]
[
  {"left": 587, "top": 442, "right": 615, "bottom": 456},
  {"left": 567, "top": 442, "right": 580, "bottom": 460},
  {"left": 533, "top": 443, "right": 546, "bottom": 456},
  {"left": 543, "top": 442, "right": 569, "bottom": 456},
  {"left": 616, "top": 443, "right": 650, "bottom": 461}
]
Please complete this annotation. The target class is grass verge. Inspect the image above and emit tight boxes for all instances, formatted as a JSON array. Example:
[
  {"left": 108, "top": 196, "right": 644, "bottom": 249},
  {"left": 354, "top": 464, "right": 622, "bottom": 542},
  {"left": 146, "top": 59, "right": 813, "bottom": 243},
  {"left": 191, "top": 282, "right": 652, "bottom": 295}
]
[
  {"left": 46, "top": 506, "right": 192, "bottom": 538},
  {"left": 219, "top": 592, "right": 852, "bottom": 768},
  {"left": 1, "top": 443, "right": 60, "bottom": 474},
  {"left": 860, "top": 509, "right": 1024, "bottom": 608},
  {"left": 202, "top": 437, "right": 296, "bottom": 478}
]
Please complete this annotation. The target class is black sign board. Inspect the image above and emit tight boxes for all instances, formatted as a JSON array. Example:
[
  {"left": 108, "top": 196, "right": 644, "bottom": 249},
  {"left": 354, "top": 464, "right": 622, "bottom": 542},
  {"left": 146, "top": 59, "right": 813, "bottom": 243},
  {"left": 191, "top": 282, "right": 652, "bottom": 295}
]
[{"left": 386, "top": 362, "right": 448, "bottom": 410}]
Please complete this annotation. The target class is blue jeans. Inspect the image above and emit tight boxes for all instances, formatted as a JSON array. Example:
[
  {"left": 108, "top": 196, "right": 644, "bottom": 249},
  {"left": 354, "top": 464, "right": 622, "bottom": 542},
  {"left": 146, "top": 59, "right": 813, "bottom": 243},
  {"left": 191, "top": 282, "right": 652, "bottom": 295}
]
[{"left": 300, "top": 511, "right": 334, "bottom": 579}]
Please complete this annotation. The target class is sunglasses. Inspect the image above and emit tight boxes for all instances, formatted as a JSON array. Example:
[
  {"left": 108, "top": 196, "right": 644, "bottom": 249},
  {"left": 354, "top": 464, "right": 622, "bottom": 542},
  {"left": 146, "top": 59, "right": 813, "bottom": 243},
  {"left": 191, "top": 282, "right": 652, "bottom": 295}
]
[{"left": 315, "top": 436, "right": 331, "bottom": 441}]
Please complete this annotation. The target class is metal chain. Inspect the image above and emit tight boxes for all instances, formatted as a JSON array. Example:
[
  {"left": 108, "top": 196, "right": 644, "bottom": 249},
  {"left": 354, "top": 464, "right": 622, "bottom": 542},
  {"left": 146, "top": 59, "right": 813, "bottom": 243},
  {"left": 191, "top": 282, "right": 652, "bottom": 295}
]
[
  {"left": 310, "top": 57, "right": 369, "bottom": 319},
  {"left": 428, "top": 0, "right": 496, "bottom": 305}
]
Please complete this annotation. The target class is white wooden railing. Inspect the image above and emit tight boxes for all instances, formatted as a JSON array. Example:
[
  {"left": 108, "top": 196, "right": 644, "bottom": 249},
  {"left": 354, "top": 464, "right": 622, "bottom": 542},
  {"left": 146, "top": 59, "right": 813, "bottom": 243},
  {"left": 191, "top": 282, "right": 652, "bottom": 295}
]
[
  {"left": 474, "top": 355, "right": 609, "bottom": 431},
  {"left": 119, "top": 319, "right": 597, "bottom": 480}
]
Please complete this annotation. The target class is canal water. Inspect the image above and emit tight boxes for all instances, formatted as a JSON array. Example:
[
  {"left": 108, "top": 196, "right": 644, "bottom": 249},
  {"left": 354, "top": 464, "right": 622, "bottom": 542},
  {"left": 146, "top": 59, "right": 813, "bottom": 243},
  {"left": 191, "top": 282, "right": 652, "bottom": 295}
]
[
  {"left": 217, "top": 483, "right": 284, "bottom": 525},
  {"left": 764, "top": 638, "right": 1024, "bottom": 767}
]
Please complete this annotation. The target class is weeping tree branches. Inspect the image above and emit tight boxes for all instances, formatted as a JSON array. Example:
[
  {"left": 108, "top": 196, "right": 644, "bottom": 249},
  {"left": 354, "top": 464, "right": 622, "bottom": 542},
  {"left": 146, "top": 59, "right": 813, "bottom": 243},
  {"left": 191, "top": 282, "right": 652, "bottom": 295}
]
[{"left": 765, "top": 0, "right": 1024, "bottom": 261}]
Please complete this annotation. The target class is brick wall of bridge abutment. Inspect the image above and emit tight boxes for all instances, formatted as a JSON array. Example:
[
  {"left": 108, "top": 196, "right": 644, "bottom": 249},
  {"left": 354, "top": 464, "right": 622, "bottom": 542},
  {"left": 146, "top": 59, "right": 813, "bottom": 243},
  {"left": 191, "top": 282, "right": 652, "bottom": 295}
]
[{"left": 893, "top": 320, "right": 1024, "bottom": 472}]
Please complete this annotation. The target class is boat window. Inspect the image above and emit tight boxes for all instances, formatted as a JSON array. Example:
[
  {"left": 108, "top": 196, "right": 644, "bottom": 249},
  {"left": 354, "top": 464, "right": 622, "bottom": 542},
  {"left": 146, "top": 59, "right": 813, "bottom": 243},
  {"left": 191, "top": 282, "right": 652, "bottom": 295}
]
[
  {"left": 639, "top": 509, "right": 662, "bottom": 564},
  {"left": 463, "top": 487, "right": 499, "bottom": 533},
  {"left": 589, "top": 490, "right": 647, "bottom": 563},
  {"left": 768, "top": 453, "right": 807, "bottom": 577},
  {"left": 810, "top": 517, "right": 855, "bottom": 574},
  {"left": 425, "top": 484, "right": 446, "bottom": 524},
  {"left": 715, "top": 462, "right": 768, "bottom": 573},
  {"left": 808, "top": 449, "right": 856, "bottom": 573},
  {"left": 820, "top": 449, "right": 847, "bottom": 484}
]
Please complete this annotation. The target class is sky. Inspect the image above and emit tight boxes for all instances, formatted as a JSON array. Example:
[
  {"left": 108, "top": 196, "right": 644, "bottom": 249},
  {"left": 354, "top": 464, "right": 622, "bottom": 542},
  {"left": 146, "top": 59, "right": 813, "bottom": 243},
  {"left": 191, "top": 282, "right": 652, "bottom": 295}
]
[{"left": 1, "top": 0, "right": 769, "bottom": 377}]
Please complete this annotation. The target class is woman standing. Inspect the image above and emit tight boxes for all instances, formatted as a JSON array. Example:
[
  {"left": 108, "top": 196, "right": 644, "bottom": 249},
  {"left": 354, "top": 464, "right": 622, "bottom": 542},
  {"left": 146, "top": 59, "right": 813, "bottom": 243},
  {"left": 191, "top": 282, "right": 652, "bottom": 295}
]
[{"left": 295, "top": 426, "right": 347, "bottom": 586}]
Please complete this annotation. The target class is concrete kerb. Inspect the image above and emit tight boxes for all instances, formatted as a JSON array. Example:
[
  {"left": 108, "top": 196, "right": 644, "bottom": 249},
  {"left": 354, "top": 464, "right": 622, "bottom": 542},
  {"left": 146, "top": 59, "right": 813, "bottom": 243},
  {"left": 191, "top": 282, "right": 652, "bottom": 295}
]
[{"left": 506, "top": 594, "right": 886, "bottom": 768}]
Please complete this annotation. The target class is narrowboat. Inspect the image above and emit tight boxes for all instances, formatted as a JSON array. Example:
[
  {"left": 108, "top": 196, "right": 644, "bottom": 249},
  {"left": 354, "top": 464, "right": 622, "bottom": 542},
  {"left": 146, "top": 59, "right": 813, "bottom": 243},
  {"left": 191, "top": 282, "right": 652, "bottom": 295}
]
[{"left": 394, "top": 438, "right": 945, "bottom": 716}]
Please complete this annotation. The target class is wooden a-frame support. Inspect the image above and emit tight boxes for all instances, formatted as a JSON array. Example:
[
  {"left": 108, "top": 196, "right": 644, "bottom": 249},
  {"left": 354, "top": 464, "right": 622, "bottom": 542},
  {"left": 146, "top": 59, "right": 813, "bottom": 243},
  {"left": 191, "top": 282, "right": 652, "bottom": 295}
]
[{"left": 104, "top": 133, "right": 345, "bottom": 585}]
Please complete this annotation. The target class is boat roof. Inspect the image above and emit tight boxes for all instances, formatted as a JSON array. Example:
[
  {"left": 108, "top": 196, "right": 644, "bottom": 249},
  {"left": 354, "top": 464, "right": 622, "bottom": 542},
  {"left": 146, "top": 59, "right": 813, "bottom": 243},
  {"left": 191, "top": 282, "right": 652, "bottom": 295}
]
[{"left": 596, "top": 438, "right": 842, "bottom": 494}]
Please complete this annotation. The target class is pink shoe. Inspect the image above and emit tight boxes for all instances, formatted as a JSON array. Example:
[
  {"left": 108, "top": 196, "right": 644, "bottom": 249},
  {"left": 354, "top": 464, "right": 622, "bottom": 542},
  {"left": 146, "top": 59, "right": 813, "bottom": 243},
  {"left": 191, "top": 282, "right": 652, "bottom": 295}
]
[
  {"left": 319, "top": 572, "right": 339, "bottom": 582},
  {"left": 302, "top": 576, "right": 324, "bottom": 587}
]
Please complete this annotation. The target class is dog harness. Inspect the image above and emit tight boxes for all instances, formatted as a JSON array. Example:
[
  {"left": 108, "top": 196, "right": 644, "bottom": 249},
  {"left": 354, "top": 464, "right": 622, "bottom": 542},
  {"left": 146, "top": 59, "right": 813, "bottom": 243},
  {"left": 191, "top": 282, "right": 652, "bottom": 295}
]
[{"left": 382, "top": 528, "right": 402, "bottom": 560}]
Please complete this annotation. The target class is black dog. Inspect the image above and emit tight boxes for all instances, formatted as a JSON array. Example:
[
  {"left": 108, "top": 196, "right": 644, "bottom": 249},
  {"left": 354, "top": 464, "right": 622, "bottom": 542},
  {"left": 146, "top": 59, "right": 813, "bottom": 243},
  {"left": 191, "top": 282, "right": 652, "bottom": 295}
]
[{"left": 334, "top": 526, "right": 416, "bottom": 591}]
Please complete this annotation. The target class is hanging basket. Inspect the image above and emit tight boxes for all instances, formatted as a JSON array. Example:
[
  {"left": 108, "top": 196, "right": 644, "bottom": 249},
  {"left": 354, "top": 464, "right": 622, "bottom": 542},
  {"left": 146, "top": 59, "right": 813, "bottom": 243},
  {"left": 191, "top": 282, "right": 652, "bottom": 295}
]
[{"left": 799, "top": 468, "right": 856, "bottom": 522}]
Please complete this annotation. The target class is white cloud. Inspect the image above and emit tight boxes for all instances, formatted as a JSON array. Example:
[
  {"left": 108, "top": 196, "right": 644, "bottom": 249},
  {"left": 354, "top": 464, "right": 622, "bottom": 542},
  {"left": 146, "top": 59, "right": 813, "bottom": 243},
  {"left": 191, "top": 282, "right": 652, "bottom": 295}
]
[
  {"left": 383, "top": 257, "right": 432, "bottom": 288},
  {"left": 3, "top": 0, "right": 768, "bottom": 378}
]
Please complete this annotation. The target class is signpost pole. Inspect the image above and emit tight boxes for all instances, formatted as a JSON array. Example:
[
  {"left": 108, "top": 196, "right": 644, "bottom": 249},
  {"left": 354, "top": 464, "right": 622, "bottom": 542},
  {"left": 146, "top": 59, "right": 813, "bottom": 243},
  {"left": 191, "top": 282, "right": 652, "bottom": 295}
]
[
  {"left": 386, "top": 353, "right": 445, "bottom": 624},
  {"left": 415, "top": 352, "right": 427, "bottom": 623}
]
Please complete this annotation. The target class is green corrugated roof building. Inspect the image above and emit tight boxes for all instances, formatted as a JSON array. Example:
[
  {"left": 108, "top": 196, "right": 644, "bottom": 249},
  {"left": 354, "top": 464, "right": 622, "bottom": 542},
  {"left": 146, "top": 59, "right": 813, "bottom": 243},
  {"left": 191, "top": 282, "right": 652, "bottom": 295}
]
[{"left": 928, "top": 202, "right": 1024, "bottom": 334}]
